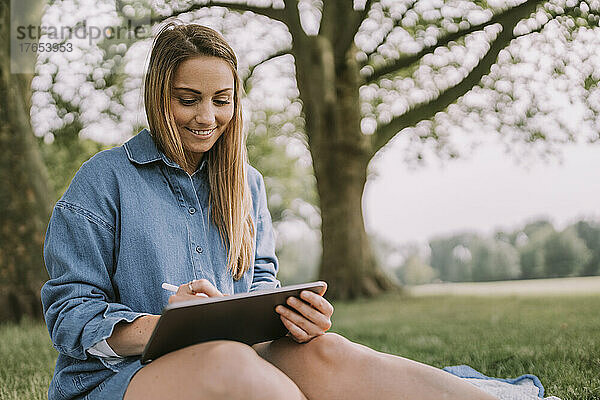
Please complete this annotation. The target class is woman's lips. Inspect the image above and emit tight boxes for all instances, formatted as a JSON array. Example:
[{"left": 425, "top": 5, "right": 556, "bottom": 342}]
[{"left": 186, "top": 127, "right": 217, "bottom": 137}]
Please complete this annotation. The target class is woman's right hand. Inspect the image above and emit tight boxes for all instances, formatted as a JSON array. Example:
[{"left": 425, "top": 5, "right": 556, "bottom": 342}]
[{"left": 168, "top": 279, "right": 224, "bottom": 304}]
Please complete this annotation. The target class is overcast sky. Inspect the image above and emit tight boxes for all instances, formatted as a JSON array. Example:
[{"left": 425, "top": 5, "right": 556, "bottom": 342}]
[{"left": 364, "top": 139, "right": 600, "bottom": 245}]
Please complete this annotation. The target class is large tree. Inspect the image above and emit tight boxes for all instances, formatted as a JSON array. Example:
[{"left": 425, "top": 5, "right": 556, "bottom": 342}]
[
  {"left": 33, "top": 0, "right": 600, "bottom": 298},
  {"left": 156, "top": 0, "right": 598, "bottom": 298},
  {"left": 0, "top": 0, "right": 51, "bottom": 321}
]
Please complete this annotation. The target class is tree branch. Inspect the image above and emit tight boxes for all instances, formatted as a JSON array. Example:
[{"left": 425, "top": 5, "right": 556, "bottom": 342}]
[
  {"left": 370, "top": 0, "right": 541, "bottom": 155},
  {"left": 364, "top": 0, "right": 418, "bottom": 60},
  {"left": 354, "top": 0, "right": 376, "bottom": 35},
  {"left": 334, "top": 0, "right": 377, "bottom": 61},
  {"left": 515, "top": 16, "right": 553, "bottom": 37},
  {"left": 364, "top": 0, "right": 545, "bottom": 84},
  {"left": 282, "top": 0, "right": 306, "bottom": 40},
  {"left": 242, "top": 48, "right": 293, "bottom": 92},
  {"left": 514, "top": 3, "right": 599, "bottom": 37},
  {"left": 149, "top": 1, "right": 289, "bottom": 25}
]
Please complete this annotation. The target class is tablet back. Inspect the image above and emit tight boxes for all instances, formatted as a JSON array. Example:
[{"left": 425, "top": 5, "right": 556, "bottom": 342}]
[{"left": 141, "top": 281, "right": 326, "bottom": 363}]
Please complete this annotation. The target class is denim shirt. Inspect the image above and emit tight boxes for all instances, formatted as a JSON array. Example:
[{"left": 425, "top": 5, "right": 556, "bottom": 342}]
[{"left": 41, "top": 129, "right": 279, "bottom": 399}]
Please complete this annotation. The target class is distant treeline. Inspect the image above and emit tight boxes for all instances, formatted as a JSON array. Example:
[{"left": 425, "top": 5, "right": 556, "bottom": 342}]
[{"left": 395, "top": 219, "right": 600, "bottom": 285}]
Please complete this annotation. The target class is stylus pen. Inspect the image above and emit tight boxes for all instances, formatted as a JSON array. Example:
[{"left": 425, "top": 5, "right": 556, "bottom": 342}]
[{"left": 162, "top": 282, "right": 209, "bottom": 297}]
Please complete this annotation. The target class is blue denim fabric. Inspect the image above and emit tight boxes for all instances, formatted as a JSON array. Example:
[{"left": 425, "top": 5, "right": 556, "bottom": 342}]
[{"left": 41, "top": 129, "right": 280, "bottom": 399}]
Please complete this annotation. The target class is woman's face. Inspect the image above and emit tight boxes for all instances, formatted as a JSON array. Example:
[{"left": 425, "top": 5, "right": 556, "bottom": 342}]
[{"left": 170, "top": 56, "right": 235, "bottom": 168}]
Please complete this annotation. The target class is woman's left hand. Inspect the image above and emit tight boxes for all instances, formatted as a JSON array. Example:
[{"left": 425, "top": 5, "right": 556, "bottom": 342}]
[{"left": 275, "top": 283, "right": 333, "bottom": 343}]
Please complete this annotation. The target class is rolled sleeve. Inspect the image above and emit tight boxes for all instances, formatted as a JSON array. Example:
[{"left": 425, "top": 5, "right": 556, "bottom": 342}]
[
  {"left": 250, "top": 174, "right": 280, "bottom": 292},
  {"left": 41, "top": 202, "right": 148, "bottom": 361}
]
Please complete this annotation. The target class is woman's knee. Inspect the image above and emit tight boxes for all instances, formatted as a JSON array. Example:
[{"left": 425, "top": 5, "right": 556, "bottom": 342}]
[
  {"left": 180, "top": 341, "right": 266, "bottom": 386},
  {"left": 158, "top": 340, "right": 259, "bottom": 375},
  {"left": 303, "top": 332, "right": 361, "bottom": 366},
  {"left": 197, "top": 341, "right": 306, "bottom": 399},
  {"left": 201, "top": 340, "right": 258, "bottom": 365},
  {"left": 125, "top": 340, "right": 272, "bottom": 399}
]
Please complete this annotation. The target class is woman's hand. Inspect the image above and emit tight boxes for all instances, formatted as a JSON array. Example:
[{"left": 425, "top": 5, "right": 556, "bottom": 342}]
[
  {"left": 275, "top": 283, "right": 333, "bottom": 343},
  {"left": 168, "top": 279, "right": 224, "bottom": 304}
]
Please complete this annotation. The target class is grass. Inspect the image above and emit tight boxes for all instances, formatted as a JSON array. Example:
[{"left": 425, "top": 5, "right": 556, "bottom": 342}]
[
  {"left": 1, "top": 294, "right": 599, "bottom": 399},
  {"left": 0, "top": 319, "right": 56, "bottom": 400},
  {"left": 332, "top": 294, "right": 600, "bottom": 400}
]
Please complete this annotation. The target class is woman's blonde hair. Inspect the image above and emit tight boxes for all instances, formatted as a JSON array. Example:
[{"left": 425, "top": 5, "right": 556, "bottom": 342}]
[{"left": 144, "top": 22, "right": 254, "bottom": 280}]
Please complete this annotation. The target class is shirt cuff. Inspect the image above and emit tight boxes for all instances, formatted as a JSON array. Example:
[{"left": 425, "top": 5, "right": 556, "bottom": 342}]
[{"left": 87, "top": 339, "right": 122, "bottom": 359}]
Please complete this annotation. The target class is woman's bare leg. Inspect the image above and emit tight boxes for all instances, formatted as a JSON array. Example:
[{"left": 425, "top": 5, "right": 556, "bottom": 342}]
[
  {"left": 125, "top": 340, "right": 307, "bottom": 400},
  {"left": 253, "top": 333, "right": 497, "bottom": 400}
]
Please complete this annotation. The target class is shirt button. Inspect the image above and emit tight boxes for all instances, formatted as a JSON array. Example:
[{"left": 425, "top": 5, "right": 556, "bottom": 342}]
[
  {"left": 188, "top": 207, "right": 196, "bottom": 215},
  {"left": 195, "top": 246, "right": 203, "bottom": 254}
]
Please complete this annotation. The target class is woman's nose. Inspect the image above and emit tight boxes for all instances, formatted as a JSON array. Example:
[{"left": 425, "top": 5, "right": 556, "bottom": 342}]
[{"left": 194, "top": 101, "right": 216, "bottom": 125}]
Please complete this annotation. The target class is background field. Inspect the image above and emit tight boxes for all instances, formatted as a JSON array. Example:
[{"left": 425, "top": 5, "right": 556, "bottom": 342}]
[
  {"left": 407, "top": 276, "right": 600, "bottom": 297},
  {"left": 1, "top": 291, "right": 599, "bottom": 400}
]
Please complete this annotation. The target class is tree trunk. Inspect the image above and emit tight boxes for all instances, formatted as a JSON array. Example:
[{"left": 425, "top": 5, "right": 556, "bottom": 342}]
[
  {"left": 293, "top": 36, "right": 396, "bottom": 299},
  {"left": 0, "top": 0, "right": 52, "bottom": 321}
]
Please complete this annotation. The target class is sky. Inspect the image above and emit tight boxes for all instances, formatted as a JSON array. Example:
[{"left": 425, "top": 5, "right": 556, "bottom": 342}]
[{"left": 364, "top": 139, "right": 600, "bottom": 245}]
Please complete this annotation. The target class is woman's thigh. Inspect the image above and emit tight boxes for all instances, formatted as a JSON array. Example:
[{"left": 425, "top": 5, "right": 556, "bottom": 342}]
[
  {"left": 253, "top": 334, "right": 499, "bottom": 400},
  {"left": 124, "top": 340, "right": 307, "bottom": 400}
]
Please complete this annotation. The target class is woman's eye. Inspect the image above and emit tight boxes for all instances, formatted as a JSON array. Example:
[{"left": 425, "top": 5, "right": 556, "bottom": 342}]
[
  {"left": 178, "top": 98, "right": 197, "bottom": 106},
  {"left": 214, "top": 99, "right": 231, "bottom": 106}
]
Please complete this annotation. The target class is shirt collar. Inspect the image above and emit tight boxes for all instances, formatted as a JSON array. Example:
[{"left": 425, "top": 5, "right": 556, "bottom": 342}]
[
  {"left": 124, "top": 128, "right": 207, "bottom": 172},
  {"left": 124, "top": 129, "right": 162, "bottom": 164}
]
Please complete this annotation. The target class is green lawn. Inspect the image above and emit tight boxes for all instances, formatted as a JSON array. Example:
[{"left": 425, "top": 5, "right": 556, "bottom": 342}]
[
  {"left": 332, "top": 294, "right": 600, "bottom": 400},
  {"left": 0, "top": 319, "right": 56, "bottom": 400},
  {"left": 1, "top": 294, "right": 599, "bottom": 399}
]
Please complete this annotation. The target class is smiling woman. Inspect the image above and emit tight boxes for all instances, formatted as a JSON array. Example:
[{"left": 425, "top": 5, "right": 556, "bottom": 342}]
[
  {"left": 143, "top": 23, "right": 254, "bottom": 283},
  {"left": 169, "top": 57, "right": 234, "bottom": 169},
  {"left": 40, "top": 22, "right": 499, "bottom": 400}
]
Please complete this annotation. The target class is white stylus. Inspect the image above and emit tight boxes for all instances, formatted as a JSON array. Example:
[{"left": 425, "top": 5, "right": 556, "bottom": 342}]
[{"left": 161, "top": 282, "right": 209, "bottom": 297}]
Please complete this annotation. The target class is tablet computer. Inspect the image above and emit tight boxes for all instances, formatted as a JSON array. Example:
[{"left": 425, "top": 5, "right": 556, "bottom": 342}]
[{"left": 141, "top": 281, "right": 327, "bottom": 363}]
